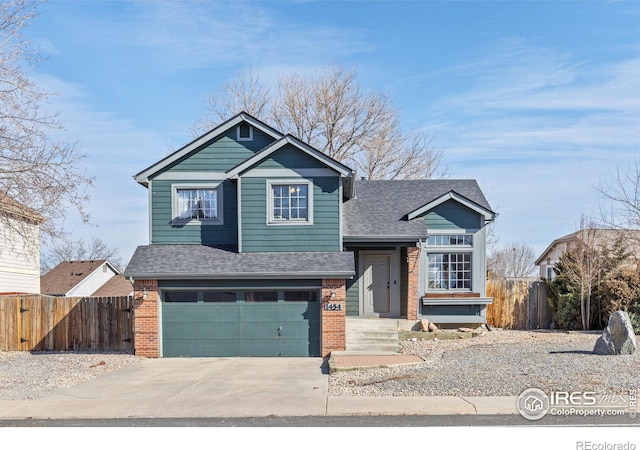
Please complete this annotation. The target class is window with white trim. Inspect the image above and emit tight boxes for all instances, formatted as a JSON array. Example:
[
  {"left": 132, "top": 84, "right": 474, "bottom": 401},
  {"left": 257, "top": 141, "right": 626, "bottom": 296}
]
[
  {"left": 428, "top": 253, "right": 471, "bottom": 290},
  {"left": 171, "top": 183, "right": 223, "bottom": 225},
  {"left": 427, "top": 234, "right": 472, "bottom": 246},
  {"left": 267, "top": 180, "right": 313, "bottom": 225}
]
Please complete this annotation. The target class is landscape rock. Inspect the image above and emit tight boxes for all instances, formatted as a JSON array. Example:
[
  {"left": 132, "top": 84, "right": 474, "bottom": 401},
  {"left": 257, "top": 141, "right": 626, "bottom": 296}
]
[
  {"left": 420, "top": 319, "right": 430, "bottom": 332},
  {"left": 593, "top": 311, "right": 637, "bottom": 355},
  {"left": 428, "top": 322, "right": 439, "bottom": 332}
]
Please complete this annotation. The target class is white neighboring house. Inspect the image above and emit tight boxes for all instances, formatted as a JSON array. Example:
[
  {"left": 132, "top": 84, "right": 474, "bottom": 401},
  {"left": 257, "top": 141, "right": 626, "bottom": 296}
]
[
  {"left": 0, "top": 196, "right": 44, "bottom": 294},
  {"left": 40, "top": 260, "right": 133, "bottom": 297}
]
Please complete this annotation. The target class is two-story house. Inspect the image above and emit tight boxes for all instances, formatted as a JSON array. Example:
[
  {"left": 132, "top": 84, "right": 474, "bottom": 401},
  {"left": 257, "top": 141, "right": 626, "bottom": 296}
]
[
  {"left": 0, "top": 196, "right": 44, "bottom": 294},
  {"left": 124, "top": 112, "right": 495, "bottom": 358}
]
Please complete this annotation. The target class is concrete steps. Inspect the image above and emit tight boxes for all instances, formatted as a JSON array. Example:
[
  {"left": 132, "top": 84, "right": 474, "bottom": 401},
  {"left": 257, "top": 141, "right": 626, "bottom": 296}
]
[{"left": 345, "top": 318, "right": 400, "bottom": 353}]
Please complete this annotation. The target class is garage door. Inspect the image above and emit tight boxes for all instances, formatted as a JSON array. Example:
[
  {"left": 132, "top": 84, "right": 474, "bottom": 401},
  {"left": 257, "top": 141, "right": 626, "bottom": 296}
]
[{"left": 161, "top": 289, "right": 320, "bottom": 357}]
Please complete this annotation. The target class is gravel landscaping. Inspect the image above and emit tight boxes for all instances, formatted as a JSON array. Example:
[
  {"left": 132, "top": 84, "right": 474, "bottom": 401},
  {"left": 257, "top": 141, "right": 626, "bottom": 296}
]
[
  {"left": 329, "top": 330, "right": 640, "bottom": 397},
  {"left": 0, "top": 351, "right": 145, "bottom": 401}
]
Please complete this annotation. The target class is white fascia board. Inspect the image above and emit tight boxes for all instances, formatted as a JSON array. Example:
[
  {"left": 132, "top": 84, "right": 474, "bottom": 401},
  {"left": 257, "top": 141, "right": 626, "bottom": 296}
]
[
  {"left": 133, "top": 113, "right": 283, "bottom": 186},
  {"left": 407, "top": 191, "right": 496, "bottom": 222},
  {"left": 226, "top": 135, "right": 353, "bottom": 179}
]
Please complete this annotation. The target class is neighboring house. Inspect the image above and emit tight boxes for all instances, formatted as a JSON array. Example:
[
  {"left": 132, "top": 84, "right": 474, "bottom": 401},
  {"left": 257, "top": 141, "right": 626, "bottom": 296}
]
[
  {"left": 124, "top": 112, "right": 496, "bottom": 358},
  {"left": 0, "top": 196, "right": 44, "bottom": 294},
  {"left": 41, "top": 260, "right": 132, "bottom": 297},
  {"left": 535, "top": 229, "right": 640, "bottom": 279}
]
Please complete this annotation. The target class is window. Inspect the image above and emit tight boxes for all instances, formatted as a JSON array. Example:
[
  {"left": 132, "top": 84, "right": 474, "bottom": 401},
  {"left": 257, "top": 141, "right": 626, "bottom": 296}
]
[
  {"left": 267, "top": 180, "right": 313, "bottom": 225},
  {"left": 237, "top": 123, "right": 253, "bottom": 141},
  {"left": 427, "top": 234, "right": 472, "bottom": 246},
  {"left": 203, "top": 291, "right": 237, "bottom": 303},
  {"left": 164, "top": 291, "right": 198, "bottom": 302},
  {"left": 428, "top": 253, "right": 471, "bottom": 290},
  {"left": 284, "top": 290, "right": 318, "bottom": 302},
  {"left": 245, "top": 291, "right": 278, "bottom": 302},
  {"left": 171, "top": 183, "right": 223, "bottom": 225}
]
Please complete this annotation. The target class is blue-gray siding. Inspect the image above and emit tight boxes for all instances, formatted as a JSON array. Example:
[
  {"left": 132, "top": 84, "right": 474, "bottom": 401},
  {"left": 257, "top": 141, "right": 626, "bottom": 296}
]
[
  {"left": 422, "top": 200, "right": 482, "bottom": 230},
  {"left": 160, "top": 127, "right": 276, "bottom": 173},
  {"left": 241, "top": 176, "right": 341, "bottom": 252},
  {"left": 150, "top": 179, "right": 237, "bottom": 245}
]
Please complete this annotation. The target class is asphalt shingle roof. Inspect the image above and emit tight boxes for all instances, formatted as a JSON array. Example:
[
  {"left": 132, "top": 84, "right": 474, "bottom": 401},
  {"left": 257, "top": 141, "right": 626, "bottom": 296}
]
[
  {"left": 124, "top": 245, "right": 355, "bottom": 279},
  {"left": 41, "top": 260, "right": 108, "bottom": 296},
  {"left": 343, "top": 179, "right": 494, "bottom": 239}
]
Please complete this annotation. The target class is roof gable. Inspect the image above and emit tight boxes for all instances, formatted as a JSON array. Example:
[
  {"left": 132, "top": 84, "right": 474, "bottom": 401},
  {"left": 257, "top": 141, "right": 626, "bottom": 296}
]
[
  {"left": 41, "top": 260, "right": 115, "bottom": 296},
  {"left": 134, "top": 112, "right": 283, "bottom": 186},
  {"left": 407, "top": 190, "right": 496, "bottom": 222},
  {"left": 226, "top": 135, "right": 353, "bottom": 178},
  {"left": 343, "top": 179, "right": 495, "bottom": 240}
]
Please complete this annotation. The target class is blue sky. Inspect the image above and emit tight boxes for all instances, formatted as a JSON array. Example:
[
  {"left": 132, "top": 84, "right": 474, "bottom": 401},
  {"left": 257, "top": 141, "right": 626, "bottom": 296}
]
[{"left": 24, "top": 0, "right": 640, "bottom": 265}]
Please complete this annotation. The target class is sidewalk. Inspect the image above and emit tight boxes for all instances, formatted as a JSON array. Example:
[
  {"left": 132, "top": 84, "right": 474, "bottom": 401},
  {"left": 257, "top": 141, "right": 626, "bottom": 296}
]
[{"left": 0, "top": 356, "right": 520, "bottom": 420}]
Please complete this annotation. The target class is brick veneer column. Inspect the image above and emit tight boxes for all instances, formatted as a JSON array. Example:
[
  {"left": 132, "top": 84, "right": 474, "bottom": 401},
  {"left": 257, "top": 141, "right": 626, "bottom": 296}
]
[
  {"left": 321, "top": 278, "right": 346, "bottom": 357},
  {"left": 406, "top": 247, "right": 421, "bottom": 321},
  {"left": 133, "top": 279, "right": 159, "bottom": 358}
]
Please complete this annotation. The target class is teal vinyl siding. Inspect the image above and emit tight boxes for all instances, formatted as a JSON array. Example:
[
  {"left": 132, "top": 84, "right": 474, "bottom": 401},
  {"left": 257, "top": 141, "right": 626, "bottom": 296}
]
[
  {"left": 254, "top": 144, "right": 332, "bottom": 170},
  {"left": 150, "top": 179, "right": 237, "bottom": 245},
  {"left": 345, "top": 252, "right": 359, "bottom": 316},
  {"left": 241, "top": 176, "right": 341, "bottom": 252},
  {"left": 422, "top": 200, "right": 483, "bottom": 230},
  {"left": 421, "top": 304, "right": 487, "bottom": 324},
  {"left": 160, "top": 127, "right": 276, "bottom": 173}
]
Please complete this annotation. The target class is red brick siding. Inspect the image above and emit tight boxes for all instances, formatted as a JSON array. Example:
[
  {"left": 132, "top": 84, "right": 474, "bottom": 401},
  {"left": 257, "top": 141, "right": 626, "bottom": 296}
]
[
  {"left": 406, "top": 247, "right": 421, "bottom": 321},
  {"left": 133, "top": 279, "right": 159, "bottom": 358},
  {"left": 321, "top": 278, "right": 346, "bottom": 357}
]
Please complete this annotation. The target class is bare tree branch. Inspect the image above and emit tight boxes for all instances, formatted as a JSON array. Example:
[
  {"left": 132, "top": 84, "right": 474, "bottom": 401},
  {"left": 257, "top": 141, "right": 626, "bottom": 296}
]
[
  {"left": 0, "top": 0, "right": 93, "bottom": 245},
  {"left": 194, "top": 65, "right": 445, "bottom": 180},
  {"left": 40, "top": 237, "right": 123, "bottom": 274}
]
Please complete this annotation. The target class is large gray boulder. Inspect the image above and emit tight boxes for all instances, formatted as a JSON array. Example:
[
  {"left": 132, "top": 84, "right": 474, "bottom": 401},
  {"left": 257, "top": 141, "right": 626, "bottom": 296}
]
[{"left": 593, "top": 311, "right": 637, "bottom": 355}]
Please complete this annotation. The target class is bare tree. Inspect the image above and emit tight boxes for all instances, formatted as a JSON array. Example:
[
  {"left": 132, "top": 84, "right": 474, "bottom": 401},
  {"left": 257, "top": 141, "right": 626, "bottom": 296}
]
[
  {"left": 487, "top": 241, "right": 537, "bottom": 279},
  {"left": 41, "top": 237, "right": 123, "bottom": 274},
  {"left": 0, "top": 0, "right": 92, "bottom": 245},
  {"left": 192, "top": 67, "right": 270, "bottom": 136},
  {"left": 195, "top": 65, "right": 445, "bottom": 180},
  {"left": 597, "top": 159, "right": 640, "bottom": 236},
  {"left": 557, "top": 219, "right": 606, "bottom": 330}
]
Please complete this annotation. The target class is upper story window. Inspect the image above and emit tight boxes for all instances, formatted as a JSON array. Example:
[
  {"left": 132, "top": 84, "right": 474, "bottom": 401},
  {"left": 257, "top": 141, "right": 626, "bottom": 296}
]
[
  {"left": 267, "top": 180, "right": 313, "bottom": 225},
  {"left": 427, "top": 234, "right": 472, "bottom": 246},
  {"left": 237, "top": 123, "right": 253, "bottom": 141},
  {"left": 171, "top": 183, "right": 223, "bottom": 225}
]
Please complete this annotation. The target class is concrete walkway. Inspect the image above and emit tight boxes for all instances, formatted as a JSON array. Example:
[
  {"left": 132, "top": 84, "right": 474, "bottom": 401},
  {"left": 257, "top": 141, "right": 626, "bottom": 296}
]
[{"left": 0, "top": 357, "right": 519, "bottom": 419}]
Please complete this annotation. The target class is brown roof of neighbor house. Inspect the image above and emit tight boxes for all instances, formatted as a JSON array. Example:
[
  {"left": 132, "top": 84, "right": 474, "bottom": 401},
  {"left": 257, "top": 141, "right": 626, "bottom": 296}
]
[
  {"left": 0, "top": 195, "right": 45, "bottom": 225},
  {"left": 40, "top": 260, "right": 109, "bottom": 296},
  {"left": 91, "top": 274, "right": 133, "bottom": 297}
]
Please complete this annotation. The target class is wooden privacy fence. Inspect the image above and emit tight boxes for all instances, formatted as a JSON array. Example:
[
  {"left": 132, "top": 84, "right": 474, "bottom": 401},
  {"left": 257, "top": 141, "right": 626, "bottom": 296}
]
[
  {"left": 486, "top": 278, "right": 552, "bottom": 330},
  {"left": 0, "top": 295, "right": 134, "bottom": 352}
]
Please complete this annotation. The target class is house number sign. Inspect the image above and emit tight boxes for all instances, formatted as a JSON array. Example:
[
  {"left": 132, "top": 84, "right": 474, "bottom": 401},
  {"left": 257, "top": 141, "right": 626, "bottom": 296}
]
[{"left": 323, "top": 303, "right": 343, "bottom": 311}]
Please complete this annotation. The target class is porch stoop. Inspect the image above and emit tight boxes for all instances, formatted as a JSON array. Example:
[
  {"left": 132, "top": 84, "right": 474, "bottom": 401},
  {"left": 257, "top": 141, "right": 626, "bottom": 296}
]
[{"left": 345, "top": 317, "right": 401, "bottom": 353}]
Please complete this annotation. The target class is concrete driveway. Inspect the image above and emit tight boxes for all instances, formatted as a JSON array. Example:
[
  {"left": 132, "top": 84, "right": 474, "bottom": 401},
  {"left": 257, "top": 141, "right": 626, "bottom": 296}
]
[{"left": 0, "top": 358, "right": 329, "bottom": 419}]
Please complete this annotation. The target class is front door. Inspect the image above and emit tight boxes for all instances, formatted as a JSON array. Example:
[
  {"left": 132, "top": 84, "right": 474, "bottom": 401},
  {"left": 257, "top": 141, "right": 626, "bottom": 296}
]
[{"left": 363, "top": 255, "right": 391, "bottom": 315}]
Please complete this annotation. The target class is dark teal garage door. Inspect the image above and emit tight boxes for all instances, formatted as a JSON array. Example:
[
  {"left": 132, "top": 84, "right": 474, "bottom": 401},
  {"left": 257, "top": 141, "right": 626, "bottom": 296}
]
[{"left": 161, "top": 290, "right": 320, "bottom": 357}]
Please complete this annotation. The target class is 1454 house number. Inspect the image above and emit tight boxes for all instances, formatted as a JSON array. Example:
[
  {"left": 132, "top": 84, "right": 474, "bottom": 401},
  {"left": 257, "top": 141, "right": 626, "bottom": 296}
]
[{"left": 323, "top": 303, "right": 343, "bottom": 311}]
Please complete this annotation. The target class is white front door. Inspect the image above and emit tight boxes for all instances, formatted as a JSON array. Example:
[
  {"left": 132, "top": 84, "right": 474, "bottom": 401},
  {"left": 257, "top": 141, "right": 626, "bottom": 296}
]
[{"left": 363, "top": 255, "right": 391, "bottom": 315}]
